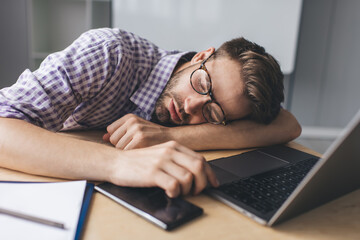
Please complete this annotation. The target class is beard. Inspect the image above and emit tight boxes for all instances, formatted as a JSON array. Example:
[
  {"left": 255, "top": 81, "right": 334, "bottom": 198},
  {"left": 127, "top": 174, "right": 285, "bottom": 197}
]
[{"left": 151, "top": 68, "right": 190, "bottom": 126}]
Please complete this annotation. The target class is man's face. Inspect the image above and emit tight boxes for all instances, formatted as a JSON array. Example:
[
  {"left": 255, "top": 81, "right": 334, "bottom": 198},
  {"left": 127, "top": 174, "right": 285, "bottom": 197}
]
[{"left": 152, "top": 53, "right": 251, "bottom": 126}]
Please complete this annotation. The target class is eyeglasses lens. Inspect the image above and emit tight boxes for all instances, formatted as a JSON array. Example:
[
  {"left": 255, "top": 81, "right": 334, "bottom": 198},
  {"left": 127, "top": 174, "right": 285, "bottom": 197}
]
[
  {"left": 202, "top": 102, "right": 224, "bottom": 124},
  {"left": 190, "top": 69, "right": 211, "bottom": 94}
]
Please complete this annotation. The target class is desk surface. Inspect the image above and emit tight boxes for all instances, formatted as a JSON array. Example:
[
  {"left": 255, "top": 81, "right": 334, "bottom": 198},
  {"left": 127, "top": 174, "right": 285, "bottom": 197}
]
[{"left": 0, "top": 130, "right": 359, "bottom": 240}]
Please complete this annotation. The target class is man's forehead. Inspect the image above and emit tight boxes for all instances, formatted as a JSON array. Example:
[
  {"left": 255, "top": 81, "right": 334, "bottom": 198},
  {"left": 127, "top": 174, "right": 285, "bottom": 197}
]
[{"left": 209, "top": 56, "right": 250, "bottom": 121}]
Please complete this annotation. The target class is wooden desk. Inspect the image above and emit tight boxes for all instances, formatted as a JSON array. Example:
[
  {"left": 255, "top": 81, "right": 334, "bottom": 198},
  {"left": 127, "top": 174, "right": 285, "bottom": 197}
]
[{"left": 0, "top": 131, "right": 359, "bottom": 240}]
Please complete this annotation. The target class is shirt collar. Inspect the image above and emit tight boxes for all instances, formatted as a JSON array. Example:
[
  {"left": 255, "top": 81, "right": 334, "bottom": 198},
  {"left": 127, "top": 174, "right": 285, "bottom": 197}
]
[{"left": 130, "top": 51, "right": 190, "bottom": 120}]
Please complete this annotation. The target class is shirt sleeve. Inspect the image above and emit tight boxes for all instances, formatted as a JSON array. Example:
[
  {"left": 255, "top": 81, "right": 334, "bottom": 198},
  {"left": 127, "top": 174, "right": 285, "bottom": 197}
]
[{"left": 0, "top": 29, "right": 123, "bottom": 131}]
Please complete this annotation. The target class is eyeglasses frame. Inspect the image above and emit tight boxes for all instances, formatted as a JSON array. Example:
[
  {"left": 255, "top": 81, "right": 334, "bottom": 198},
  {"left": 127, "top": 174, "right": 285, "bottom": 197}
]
[{"left": 189, "top": 53, "right": 227, "bottom": 125}]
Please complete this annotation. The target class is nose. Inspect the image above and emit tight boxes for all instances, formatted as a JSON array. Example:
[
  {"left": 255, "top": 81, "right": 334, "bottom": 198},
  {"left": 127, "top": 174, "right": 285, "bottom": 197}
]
[{"left": 183, "top": 94, "right": 210, "bottom": 117}]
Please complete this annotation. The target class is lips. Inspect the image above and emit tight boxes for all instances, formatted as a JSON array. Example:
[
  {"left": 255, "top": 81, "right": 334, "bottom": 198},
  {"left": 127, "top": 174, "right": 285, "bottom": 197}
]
[{"left": 169, "top": 99, "right": 181, "bottom": 123}]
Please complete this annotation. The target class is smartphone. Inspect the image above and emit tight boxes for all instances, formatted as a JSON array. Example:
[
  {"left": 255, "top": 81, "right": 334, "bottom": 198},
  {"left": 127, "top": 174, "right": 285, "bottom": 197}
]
[{"left": 95, "top": 182, "right": 203, "bottom": 230}]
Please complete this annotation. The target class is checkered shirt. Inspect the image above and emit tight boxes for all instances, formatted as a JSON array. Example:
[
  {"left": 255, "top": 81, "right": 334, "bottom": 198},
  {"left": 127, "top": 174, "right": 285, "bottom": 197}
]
[{"left": 0, "top": 28, "right": 188, "bottom": 131}]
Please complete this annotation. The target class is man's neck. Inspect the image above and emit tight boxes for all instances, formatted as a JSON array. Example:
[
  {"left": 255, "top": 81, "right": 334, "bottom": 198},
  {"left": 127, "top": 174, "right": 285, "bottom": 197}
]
[
  {"left": 172, "top": 52, "right": 196, "bottom": 76},
  {"left": 173, "top": 61, "right": 192, "bottom": 75}
]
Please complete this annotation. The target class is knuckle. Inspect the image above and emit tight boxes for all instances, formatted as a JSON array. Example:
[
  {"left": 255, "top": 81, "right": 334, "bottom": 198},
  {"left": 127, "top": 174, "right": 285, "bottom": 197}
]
[
  {"left": 137, "top": 131, "right": 145, "bottom": 138},
  {"left": 182, "top": 171, "right": 193, "bottom": 184},
  {"left": 160, "top": 146, "right": 174, "bottom": 156},
  {"left": 195, "top": 152, "right": 205, "bottom": 160},
  {"left": 109, "top": 135, "right": 117, "bottom": 145},
  {"left": 166, "top": 179, "right": 179, "bottom": 193},
  {"left": 135, "top": 132, "right": 147, "bottom": 142},
  {"left": 132, "top": 123, "right": 143, "bottom": 132},
  {"left": 193, "top": 160, "right": 205, "bottom": 173},
  {"left": 153, "top": 156, "right": 166, "bottom": 168},
  {"left": 166, "top": 140, "right": 178, "bottom": 148},
  {"left": 127, "top": 116, "right": 139, "bottom": 125}
]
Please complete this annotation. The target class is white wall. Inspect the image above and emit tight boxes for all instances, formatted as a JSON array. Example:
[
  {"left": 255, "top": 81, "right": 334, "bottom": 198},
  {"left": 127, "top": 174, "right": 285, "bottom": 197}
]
[{"left": 112, "top": 0, "right": 302, "bottom": 75}]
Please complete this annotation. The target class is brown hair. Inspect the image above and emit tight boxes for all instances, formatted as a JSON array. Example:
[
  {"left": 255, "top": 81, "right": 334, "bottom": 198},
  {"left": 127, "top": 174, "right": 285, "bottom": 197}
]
[{"left": 214, "top": 37, "right": 284, "bottom": 124}]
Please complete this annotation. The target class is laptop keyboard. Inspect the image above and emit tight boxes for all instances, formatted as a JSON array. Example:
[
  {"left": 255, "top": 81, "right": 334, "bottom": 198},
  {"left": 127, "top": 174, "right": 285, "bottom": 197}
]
[{"left": 216, "top": 157, "right": 319, "bottom": 214}]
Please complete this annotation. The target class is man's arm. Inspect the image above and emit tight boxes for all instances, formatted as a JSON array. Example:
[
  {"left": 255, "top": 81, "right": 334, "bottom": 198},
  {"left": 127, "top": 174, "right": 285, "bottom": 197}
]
[
  {"left": 171, "top": 109, "right": 302, "bottom": 150},
  {"left": 0, "top": 118, "right": 218, "bottom": 197},
  {"left": 104, "top": 109, "right": 301, "bottom": 150}
]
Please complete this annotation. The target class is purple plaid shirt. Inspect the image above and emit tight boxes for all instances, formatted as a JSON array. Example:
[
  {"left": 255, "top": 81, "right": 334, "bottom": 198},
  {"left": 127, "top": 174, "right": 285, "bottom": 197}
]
[{"left": 0, "top": 28, "right": 188, "bottom": 131}]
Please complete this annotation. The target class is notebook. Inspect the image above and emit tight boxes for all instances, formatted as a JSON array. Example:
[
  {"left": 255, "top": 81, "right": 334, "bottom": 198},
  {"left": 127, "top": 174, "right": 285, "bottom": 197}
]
[
  {"left": 0, "top": 180, "right": 94, "bottom": 240},
  {"left": 206, "top": 109, "right": 360, "bottom": 226}
]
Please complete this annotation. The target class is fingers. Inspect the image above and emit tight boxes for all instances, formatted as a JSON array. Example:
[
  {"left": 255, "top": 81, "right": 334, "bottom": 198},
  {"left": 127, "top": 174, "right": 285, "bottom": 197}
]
[
  {"left": 204, "top": 162, "right": 220, "bottom": 188},
  {"left": 107, "top": 118, "right": 136, "bottom": 149},
  {"left": 163, "top": 141, "right": 219, "bottom": 195},
  {"left": 105, "top": 115, "right": 132, "bottom": 147},
  {"left": 106, "top": 116, "right": 127, "bottom": 135},
  {"left": 112, "top": 128, "right": 131, "bottom": 149},
  {"left": 120, "top": 141, "right": 219, "bottom": 198},
  {"left": 105, "top": 114, "right": 152, "bottom": 149},
  {"left": 175, "top": 143, "right": 219, "bottom": 188},
  {"left": 107, "top": 123, "right": 127, "bottom": 147},
  {"left": 111, "top": 126, "right": 145, "bottom": 150},
  {"left": 160, "top": 159, "right": 194, "bottom": 195},
  {"left": 153, "top": 171, "right": 181, "bottom": 198},
  {"left": 102, "top": 133, "right": 110, "bottom": 142}
]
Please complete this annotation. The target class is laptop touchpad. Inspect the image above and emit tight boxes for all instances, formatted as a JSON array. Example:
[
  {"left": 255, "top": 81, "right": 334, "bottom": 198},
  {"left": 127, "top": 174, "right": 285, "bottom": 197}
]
[{"left": 209, "top": 150, "right": 288, "bottom": 179}]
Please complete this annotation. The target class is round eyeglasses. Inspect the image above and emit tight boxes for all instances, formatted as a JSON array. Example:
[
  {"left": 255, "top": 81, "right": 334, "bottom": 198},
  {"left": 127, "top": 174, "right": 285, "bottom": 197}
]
[{"left": 189, "top": 53, "right": 227, "bottom": 125}]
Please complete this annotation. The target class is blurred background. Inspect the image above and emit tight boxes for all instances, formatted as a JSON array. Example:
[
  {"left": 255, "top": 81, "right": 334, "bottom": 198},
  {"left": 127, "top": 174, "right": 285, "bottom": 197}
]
[{"left": 1, "top": 0, "right": 359, "bottom": 153}]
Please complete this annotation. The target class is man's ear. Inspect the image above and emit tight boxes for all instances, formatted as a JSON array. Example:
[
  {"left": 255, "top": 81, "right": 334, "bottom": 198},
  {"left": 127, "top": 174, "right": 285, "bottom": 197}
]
[{"left": 191, "top": 47, "right": 215, "bottom": 65}]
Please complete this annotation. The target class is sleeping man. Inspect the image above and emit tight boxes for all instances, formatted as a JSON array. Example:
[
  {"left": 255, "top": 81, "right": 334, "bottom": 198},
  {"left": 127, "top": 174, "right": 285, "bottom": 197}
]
[{"left": 0, "top": 28, "right": 301, "bottom": 197}]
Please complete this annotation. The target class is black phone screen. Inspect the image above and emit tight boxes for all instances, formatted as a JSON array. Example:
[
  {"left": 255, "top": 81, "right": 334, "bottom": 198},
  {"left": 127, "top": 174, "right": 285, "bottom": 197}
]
[{"left": 95, "top": 182, "right": 203, "bottom": 230}]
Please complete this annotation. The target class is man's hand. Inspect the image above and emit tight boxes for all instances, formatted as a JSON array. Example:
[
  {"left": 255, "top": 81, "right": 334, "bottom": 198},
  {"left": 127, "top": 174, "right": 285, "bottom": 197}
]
[
  {"left": 0, "top": 118, "right": 218, "bottom": 199},
  {"left": 103, "top": 114, "right": 172, "bottom": 150},
  {"left": 109, "top": 141, "right": 219, "bottom": 198}
]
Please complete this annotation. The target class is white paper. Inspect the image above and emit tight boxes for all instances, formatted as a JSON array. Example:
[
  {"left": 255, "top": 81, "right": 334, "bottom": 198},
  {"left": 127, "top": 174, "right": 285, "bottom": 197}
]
[{"left": 0, "top": 180, "right": 87, "bottom": 240}]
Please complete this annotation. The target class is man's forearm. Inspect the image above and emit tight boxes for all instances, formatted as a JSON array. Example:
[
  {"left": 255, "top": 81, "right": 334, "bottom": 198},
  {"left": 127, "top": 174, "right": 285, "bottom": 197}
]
[
  {"left": 168, "top": 109, "right": 302, "bottom": 150},
  {"left": 0, "top": 118, "right": 219, "bottom": 197},
  {"left": 0, "top": 118, "right": 118, "bottom": 181}
]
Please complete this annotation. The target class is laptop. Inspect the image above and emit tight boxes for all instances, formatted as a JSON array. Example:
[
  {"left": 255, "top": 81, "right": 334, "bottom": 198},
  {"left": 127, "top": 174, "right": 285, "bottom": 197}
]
[{"left": 206, "top": 110, "right": 360, "bottom": 226}]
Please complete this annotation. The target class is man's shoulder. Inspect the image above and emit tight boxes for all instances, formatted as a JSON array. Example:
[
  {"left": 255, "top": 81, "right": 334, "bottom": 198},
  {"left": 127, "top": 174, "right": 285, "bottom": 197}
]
[{"left": 78, "top": 28, "right": 157, "bottom": 50}]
